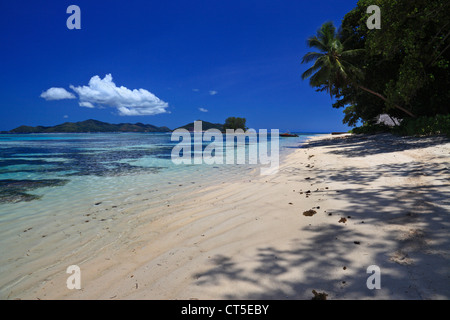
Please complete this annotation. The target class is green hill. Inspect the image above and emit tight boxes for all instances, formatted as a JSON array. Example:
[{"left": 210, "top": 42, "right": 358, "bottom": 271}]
[
  {"left": 175, "top": 120, "right": 224, "bottom": 132},
  {"left": 8, "top": 119, "right": 172, "bottom": 133}
]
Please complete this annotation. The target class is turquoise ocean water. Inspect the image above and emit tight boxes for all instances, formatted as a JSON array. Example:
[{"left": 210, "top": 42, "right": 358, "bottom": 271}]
[{"left": 0, "top": 132, "right": 317, "bottom": 297}]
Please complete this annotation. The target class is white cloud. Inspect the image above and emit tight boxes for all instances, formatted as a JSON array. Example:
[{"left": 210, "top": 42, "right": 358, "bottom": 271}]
[
  {"left": 192, "top": 88, "right": 199, "bottom": 92},
  {"left": 209, "top": 90, "right": 218, "bottom": 96},
  {"left": 40, "top": 87, "right": 76, "bottom": 100},
  {"left": 79, "top": 101, "right": 95, "bottom": 108},
  {"left": 68, "top": 74, "right": 169, "bottom": 116},
  {"left": 63, "top": 115, "right": 69, "bottom": 119},
  {"left": 198, "top": 107, "right": 208, "bottom": 112},
  {"left": 41, "top": 74, "right": 168, "bottom": 116}
]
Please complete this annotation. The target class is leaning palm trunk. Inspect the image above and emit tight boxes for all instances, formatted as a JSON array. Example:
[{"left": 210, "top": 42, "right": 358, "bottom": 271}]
[{"left": 357, "top": 85, "right": 416, "bottom": 118}]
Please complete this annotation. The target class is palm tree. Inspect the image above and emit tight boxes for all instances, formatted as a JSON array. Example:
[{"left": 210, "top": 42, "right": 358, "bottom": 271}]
[{"left": 301, "top": 22, "right": 416, "bottom": 118}]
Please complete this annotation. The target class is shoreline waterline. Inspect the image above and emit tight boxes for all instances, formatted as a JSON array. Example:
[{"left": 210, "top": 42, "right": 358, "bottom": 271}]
[
  {"left": 2, "top": 133, "right": 450, "bottom": 300},
  {"left": 0, "top": 132, "right": 320, "bottom": 299}
]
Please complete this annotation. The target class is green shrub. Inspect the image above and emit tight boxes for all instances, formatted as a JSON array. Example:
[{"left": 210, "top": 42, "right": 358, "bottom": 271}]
[
  {"left": 395, "top": 115, "right": 450, "bottom": 137},
  {"left": 350, "top": 115, "right": 450, "bottom": 137},
  {"left": 350, "top": 123, "right": 392, "bottom": 135}
]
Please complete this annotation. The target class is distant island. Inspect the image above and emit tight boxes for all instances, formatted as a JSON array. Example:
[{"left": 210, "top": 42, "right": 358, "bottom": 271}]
[
  {"left": 2, "top": 119, "right": 171, "bottom": 134},
  {"left": 174, "top": 120, "right": 224, "bottom": 132},
  {"left": 1, "top": 118, "right": 246, "bottom": 134}
]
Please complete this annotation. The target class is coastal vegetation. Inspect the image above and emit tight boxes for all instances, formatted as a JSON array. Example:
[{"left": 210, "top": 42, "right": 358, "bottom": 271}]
[
  {"left": 301, "top": 0, "right": 450, "bottom": 136},
  {"left": 172, "top": 117, "right": 247, "bottom": 133},
  {"left": 223, "top": 117, "right": 248, "bottom": 131}
]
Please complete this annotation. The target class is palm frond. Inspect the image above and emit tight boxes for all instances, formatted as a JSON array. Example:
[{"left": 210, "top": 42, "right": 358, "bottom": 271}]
[
  {"left": 309, "top": 67, "right": 332, "bottom": 88},
  {"left": 301, "top": 64, "right": 321, "bottom": 80},
  {"left": 301, "top": 56, "right": 328, "bottom": 79},
  {"left": 318, "top": 22, "right": 337, "bottom": 47},
  {"left": 301, "top": 52, "right": 324, "bottom": 64},
  {"left": 301, "top": 21, "right": 364, "bottom": 94},
  {"left": 340, "top": 48, "right": 366, "bottom": 58},
  {"left": 306, "top": 36, "right": 328, "bottom": 52}
]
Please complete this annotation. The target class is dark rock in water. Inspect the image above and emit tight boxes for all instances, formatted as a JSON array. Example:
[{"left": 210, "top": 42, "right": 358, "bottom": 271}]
[
  {"left": 0, "top": 179, "right": 69, "bottom": 190},
  {"left": 0, "top": 179, "right": 69, "bottom": 204},
  {"left": 0, "top": 190, "right": 42, "bottom": 204}
]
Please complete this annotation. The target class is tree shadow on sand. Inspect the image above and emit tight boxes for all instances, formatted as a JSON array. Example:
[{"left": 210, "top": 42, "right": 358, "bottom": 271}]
[
  {"left": 192, "top": 135, "right": 450, "bottom": 299},
  {"left": 303, "top": 133, "right": 450, "bottom": 158}
]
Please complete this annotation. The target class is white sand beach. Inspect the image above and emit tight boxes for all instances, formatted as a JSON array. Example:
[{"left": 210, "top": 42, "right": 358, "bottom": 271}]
[{"left": 10, "top": 133, "right": 450, "bottom": 300}]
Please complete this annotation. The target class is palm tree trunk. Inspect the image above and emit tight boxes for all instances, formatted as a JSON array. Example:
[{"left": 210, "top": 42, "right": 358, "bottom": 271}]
[{"left": 357, "top": 85, "right": 416, "bottom": 118}]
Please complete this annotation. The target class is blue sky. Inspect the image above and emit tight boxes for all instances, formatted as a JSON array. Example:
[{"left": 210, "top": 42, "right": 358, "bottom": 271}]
[{"left": 0, "top": 0, "right": 358, "bottom": 132}]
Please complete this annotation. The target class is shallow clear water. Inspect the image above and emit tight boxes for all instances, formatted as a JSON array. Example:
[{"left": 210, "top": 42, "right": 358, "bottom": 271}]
[
  {"left": 0, "top": 132, "right": 314, "bottom": 212},
  {"left": 0, "top": 132, "right": 318, "bottom": 297}
]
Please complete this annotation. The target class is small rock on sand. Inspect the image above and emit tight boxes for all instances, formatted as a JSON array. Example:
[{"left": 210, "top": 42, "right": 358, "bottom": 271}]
[
  {"left": 311, "top": 290, "right": 328, "bottom": 300},
  {"left": 303, "top": 209, "right": 317, "bottom": 217}
]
